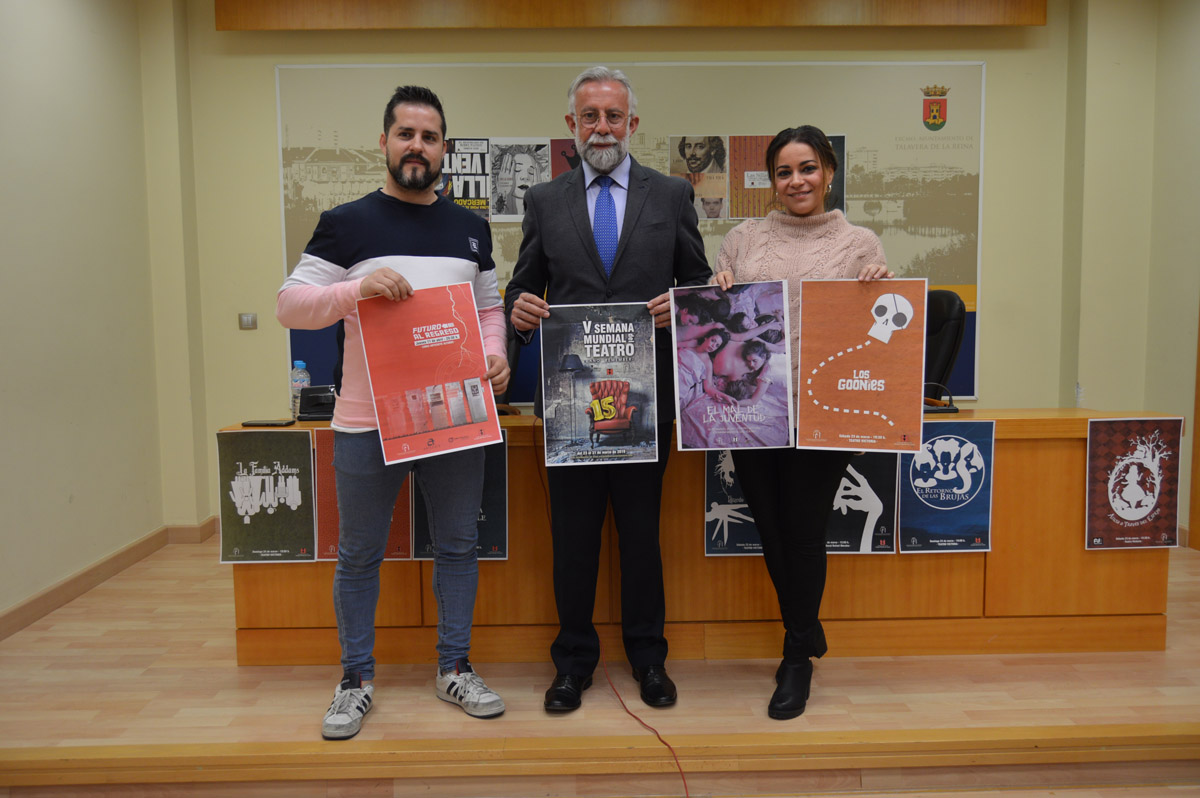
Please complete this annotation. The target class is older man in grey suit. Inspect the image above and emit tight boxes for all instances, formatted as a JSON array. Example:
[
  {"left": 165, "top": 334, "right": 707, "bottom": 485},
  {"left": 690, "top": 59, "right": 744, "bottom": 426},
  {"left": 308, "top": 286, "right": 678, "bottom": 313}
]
[{"left": 506, "top": 66, "right": 711, "bottom": 712}]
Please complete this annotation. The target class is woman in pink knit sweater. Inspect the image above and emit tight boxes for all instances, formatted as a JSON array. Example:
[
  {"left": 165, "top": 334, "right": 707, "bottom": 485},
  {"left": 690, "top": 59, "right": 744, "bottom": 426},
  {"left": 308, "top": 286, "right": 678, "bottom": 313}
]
[{"left": 712, "top": 126, "right": 893, "bottom": 720}]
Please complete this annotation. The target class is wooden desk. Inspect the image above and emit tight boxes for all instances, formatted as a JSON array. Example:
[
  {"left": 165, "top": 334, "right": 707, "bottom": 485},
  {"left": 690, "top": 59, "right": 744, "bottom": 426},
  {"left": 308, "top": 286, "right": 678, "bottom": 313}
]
[{"left": 231, "top": 409, "right": 1169, "bottom": 665}]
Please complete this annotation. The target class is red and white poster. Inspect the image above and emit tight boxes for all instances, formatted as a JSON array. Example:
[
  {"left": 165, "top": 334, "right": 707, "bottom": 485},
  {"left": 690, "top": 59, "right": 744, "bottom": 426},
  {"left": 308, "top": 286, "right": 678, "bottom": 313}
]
[
  {"left": 794, "top": 278, "right": 926, "bottom": 453},
  {"left": 358, "top": 282, "right": 503, "bottom": 465},
  {"left": 1085, "top": 417, "right": 1183, "bottom": 549}
]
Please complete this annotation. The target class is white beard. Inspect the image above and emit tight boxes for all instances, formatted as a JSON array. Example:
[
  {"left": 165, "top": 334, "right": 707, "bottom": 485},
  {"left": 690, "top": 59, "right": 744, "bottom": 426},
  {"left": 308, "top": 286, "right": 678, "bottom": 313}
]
[{"left": 577, "top": 132, "right": 627, "bottom": 174}]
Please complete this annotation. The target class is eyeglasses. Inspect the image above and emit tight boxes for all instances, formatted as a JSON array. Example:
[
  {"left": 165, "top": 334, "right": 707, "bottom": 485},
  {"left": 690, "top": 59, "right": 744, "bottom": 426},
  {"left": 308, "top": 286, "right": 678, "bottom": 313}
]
[{"left": 575, "top": 110, "right": 628, "bottom": 128}]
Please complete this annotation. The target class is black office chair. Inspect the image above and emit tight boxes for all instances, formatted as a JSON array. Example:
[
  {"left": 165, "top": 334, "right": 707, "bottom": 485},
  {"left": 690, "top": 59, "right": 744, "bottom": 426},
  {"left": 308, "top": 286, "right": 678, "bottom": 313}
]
[{"left": 924, "top": 289, "right": 966, "bottom": 411}]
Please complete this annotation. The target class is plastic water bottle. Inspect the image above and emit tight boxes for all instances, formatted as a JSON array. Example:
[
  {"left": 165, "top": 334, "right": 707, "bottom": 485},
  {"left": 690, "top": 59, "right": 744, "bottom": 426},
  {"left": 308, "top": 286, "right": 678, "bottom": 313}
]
[{"left": 290, "top": 360, "right": 310, "bottom": 419}]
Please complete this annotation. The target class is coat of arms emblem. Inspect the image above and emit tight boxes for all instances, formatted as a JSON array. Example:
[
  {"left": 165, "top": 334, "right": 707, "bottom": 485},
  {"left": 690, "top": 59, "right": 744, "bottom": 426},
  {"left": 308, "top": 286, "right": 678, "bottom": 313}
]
[{"left": 922, "top": 85, "right": 949, "bottom": 131}]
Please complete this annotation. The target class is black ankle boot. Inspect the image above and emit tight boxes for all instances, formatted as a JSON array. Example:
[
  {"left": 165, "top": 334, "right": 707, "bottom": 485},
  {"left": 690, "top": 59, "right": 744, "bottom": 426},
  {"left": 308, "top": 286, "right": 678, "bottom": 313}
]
[{"left": 768, "top": 659, "right": 812, "bottom": 720}]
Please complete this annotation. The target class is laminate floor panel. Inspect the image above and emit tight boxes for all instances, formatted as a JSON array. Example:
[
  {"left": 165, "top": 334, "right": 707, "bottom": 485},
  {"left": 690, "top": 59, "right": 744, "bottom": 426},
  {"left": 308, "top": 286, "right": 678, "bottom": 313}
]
[{"left": 0, "top": 540, "right": 1197, "bottom": 749}]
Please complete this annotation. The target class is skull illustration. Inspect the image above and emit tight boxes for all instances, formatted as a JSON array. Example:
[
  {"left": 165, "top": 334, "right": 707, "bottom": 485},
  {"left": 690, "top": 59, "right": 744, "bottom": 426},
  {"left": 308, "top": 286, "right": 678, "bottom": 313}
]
[{"left": 867, "top": 293, "right": 913, "bottom": 343}]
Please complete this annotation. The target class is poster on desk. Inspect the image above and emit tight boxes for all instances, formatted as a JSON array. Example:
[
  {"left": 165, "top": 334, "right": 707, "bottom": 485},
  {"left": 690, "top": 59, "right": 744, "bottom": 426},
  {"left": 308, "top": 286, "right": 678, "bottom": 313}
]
[
  {"left": 413, "top": 431, "right": 508, "bottom": 560},
  {"left": 794, "top": 278, "right": 926, "bottom": 454},
  {"left": 540, "top": 303, "right": 658, "bottom": 466},
  {"left": 704, "top": 450, "right": 762, "bottom": 556},
  {"left": 1085, "top": 417, "right": 1182, "bottom": 549},
  {"left": 670, "top": 281, "right": 793, "bottom": 451},
  {"left": 358, "top": 283, "right": 503, "bottom": 466},
  {"left": 828, "top": 453, "right": 899, "bottom": 554},
  {"left": 313, "top": 428, "right": 412, "bottom": 561},
  {"left": 704, "top": 449, "right": 898, "bottom": 556},
  {"left": 218, "top": 429, "right": 316, "bottom": 563},
  {"left": 898, "top": 420, "right": 994, "bottom": 552}
]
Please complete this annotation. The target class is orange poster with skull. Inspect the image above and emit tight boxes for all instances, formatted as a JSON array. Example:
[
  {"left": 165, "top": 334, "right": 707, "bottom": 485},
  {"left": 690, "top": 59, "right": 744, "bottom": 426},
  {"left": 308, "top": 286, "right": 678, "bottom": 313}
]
[{"left": 795, "top": 279, "right": 926, "bottom": 453}]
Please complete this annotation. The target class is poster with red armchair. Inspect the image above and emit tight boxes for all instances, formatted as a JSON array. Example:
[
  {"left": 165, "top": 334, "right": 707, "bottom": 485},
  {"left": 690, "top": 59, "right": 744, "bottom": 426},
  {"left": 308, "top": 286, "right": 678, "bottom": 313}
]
[{"left": 539, "top": 302, "right": 658, "bottom": 466}]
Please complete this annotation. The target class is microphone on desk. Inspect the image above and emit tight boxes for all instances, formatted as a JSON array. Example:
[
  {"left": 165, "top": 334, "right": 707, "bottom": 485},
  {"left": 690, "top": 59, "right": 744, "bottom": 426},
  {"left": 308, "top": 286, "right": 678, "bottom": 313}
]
[{"left": 923, "top": 383, "right": 959, "bottom": 414}]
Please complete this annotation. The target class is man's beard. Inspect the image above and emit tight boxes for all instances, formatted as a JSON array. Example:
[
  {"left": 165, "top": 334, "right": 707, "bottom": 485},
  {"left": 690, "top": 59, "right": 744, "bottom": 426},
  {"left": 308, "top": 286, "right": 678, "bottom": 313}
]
[
  {"left": 687, "top": 154, "right": 710, "bottom": 172},
  {"left": 388, "top": 152, "right": 440, "bottom": 191},
  {"left": 576, "top": 131, "right": 628, "bottom": 174}
]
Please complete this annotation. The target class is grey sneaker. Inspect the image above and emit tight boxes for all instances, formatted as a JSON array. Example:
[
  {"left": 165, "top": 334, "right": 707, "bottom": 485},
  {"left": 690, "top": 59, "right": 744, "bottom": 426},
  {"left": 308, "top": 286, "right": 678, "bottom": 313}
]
[
  {"left": 436, "top": 660, "right": 505, "bottom": 718},
  {"left": 322, "top": 673, "right": 374, "bottom": 740}
]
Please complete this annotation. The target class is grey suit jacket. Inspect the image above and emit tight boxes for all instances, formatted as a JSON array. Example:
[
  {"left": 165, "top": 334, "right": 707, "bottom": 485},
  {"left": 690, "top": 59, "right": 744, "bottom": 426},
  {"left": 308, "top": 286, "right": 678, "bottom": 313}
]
[
  {"left": 505, "top": 158, "right": 712, "bottom": 419},
  {"left": 507, "top": 158, "right": 710, "bottom": 309}
]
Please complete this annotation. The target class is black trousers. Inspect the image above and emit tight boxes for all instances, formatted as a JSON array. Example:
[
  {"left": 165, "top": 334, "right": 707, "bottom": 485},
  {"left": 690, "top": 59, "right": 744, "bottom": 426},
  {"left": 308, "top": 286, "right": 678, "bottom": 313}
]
[
  {"left": 546, "top": 423, "right": 673, "bottom": 676},
  {"left": 731, "top": 447, "right": 854, "bottom": 661}
]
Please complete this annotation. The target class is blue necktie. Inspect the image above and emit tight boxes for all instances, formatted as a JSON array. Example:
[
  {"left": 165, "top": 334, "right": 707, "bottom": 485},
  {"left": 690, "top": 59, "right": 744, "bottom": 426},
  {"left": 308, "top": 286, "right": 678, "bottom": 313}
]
[{"left": 593, "top": 176, "right": 617, "bottom": 278}]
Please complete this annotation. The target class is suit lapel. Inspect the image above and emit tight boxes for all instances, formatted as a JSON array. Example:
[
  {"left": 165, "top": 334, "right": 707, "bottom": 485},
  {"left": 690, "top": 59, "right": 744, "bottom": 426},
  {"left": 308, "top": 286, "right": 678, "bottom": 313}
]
[
  {"left": 612, "top": 159, "right": 650, "bottom": 275},
  {"left": 565, "top": 168, "right": 609, "bottom": 282}
]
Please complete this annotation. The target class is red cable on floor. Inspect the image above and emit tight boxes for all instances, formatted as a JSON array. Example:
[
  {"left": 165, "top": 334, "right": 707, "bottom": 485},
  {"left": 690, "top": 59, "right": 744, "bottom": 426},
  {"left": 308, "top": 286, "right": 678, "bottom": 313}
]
[
  {"left": 534, "top": 420, "right": 689, "bottom": 797},
  {"left": 598, "top": 639, "right": 690, "bottom": 798}
]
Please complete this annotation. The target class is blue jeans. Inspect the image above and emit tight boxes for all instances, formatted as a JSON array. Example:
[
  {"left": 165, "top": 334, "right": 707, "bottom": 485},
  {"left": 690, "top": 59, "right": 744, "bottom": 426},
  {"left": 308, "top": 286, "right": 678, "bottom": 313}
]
[{"left": 333, "top": 431, "right": 484, "bottom": 677}]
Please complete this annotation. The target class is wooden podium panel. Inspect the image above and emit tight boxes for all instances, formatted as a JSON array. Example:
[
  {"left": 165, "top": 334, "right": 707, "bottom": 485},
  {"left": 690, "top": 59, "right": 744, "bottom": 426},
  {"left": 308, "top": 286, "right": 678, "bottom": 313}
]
[
  {"left": 659, "top": 448, "right": 986, "bottom": 622},
  {"left": 228, "top": 410, "right": 1172, "bottom": 664},
  {"left": 985, "top": 434, "right": 1169, "bottom": 617},
  {"left": 234, "top": 561, "right": 424, "bottom": 628}
]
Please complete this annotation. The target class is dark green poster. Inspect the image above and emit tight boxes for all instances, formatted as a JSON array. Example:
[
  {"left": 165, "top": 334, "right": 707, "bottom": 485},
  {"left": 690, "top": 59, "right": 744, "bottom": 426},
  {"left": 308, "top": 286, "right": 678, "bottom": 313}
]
[{"left": 218, "top": 429, "right": 316, "bottom": 562}]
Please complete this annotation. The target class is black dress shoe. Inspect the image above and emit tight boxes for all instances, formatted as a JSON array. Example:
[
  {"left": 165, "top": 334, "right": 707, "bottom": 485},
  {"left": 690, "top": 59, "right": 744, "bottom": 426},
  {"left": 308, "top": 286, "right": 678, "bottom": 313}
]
[
  {"left": 768, "top": 659, "right": 812, "bottom": 720},
  {"left": 544, "top": 673, "right": 592, "bottom": 712},
  {"left": 631, "top": 665, "right": 677, "bottom": 707}
]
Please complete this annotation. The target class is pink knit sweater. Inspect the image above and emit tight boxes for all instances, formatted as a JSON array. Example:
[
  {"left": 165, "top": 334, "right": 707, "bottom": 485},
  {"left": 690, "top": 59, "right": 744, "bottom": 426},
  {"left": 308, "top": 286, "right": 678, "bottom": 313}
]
[{"left": 716, "top": 209, "right": 887, "bottom": 386}]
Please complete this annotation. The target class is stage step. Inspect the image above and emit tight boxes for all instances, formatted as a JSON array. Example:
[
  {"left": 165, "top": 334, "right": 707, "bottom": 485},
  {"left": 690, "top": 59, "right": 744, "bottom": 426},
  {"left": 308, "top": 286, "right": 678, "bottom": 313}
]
[{"left": 2, "top": 722, "right": 1197, "bottom": 796}]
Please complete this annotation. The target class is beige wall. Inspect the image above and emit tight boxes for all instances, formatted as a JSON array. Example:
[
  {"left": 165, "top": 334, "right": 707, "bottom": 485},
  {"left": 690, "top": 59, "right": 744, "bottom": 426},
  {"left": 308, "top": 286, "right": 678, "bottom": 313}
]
[
  {"left": 183, "top": 1, "right": 1077, "bottom": 427},
  {"left": 176, "top": 0, "right": 1199, "bottom": 531},
  {"left": 2, "top": 0, "right": 1196, "bottom": 612},
  {"left": 1148, "top": 0, "right": 1200, "bottom": 518},
  {"left": 0, "top": 0, "right": 163, "bottom": 611},
  {"left": 140, "top": 0, "right": 210, "bottom": 525},
  {"left": 1073, "top": 0, "right": 1159, "bottom": 411}
]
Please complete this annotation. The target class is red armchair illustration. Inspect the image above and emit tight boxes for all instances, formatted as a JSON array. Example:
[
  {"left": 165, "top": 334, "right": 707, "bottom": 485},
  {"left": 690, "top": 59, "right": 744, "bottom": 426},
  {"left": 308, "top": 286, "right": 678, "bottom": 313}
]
[{"left": 586, "top": 380, "right": 638, "bottom": 448}]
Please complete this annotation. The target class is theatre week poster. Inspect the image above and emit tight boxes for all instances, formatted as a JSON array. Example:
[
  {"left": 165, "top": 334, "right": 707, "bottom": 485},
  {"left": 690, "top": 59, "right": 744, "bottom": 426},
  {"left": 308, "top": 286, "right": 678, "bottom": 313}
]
[
  {"left": 1085, "top": 417, "right": 1183, "bottom": 549},
  {"left": 540, "top": 303, "right": 658, "bottom": 466},
  {"left": 218, "top": 429, "right": 316, "bottom": 563},
  {"left": 795, "top": 278, "right": 926, "bottom": 453},
  {"left": 671, "top": 281, "right": 793, "bottom": 451},
  {"left": 358, "top": 283, "right": 503, "bottom": 465}
]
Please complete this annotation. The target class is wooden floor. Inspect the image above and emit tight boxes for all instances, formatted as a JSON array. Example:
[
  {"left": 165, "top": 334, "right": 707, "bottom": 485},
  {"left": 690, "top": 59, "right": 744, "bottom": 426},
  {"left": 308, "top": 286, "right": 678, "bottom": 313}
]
[{"left": 0, "top": 538, "right": 1198, "bottom": 797}]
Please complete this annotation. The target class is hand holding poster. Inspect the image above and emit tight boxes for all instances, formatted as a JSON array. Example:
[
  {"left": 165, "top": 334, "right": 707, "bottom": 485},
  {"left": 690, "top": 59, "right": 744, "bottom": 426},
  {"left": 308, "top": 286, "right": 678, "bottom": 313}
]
[
  {"left": 539, "top": 302, "right": 658, "bottom": 466},
  {"left": 670, "top": 281, "right": 794, "bottom": 450},
  {"left": 357, "top": 283, "right": 502, "bottom": 465},
  {"left": 795, "top": 278, "right": 927, "bottom": 453}
]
